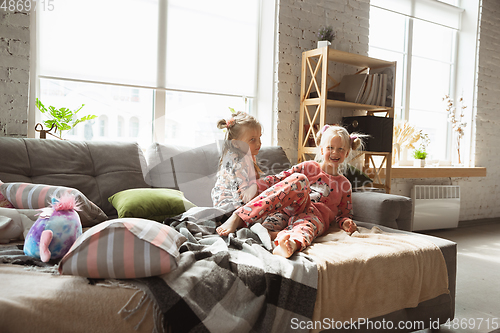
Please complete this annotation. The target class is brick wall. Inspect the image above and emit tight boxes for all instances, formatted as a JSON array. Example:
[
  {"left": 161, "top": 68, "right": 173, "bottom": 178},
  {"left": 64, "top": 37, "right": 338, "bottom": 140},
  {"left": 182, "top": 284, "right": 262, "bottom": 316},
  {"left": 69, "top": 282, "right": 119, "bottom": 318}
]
[
  {"left": 462, "top": 0, "right": 500, "bottom": 220},
  {"left": 0, "top": 10, "right": 30, "bottom": 137}
]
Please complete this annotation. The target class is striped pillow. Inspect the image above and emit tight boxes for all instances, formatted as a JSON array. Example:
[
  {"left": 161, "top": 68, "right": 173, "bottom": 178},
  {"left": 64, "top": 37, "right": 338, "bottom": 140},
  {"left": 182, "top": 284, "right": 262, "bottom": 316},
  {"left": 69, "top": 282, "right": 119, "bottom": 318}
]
[
  {"left": 0, "top": 192, "right": 14, "bottom": 208},
  {"left": 58, "top": 218, "right": 186, "bottom": 279},
  {"left": 0, "top": 180, "right": 14, "bottom": 208},
  {"left": 0, "top": 182, "right": 107, "bottom": 227}
]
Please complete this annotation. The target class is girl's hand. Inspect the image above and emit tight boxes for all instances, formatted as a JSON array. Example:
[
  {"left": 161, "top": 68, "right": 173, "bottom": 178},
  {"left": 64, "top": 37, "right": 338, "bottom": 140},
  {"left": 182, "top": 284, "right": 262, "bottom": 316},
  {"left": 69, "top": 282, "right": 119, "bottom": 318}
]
[
  {"left": 342, "top": 219, "right": 357, "bottom": 234},
  {"left": 240, "top": 184, "right": 258, "bottom": 203}
]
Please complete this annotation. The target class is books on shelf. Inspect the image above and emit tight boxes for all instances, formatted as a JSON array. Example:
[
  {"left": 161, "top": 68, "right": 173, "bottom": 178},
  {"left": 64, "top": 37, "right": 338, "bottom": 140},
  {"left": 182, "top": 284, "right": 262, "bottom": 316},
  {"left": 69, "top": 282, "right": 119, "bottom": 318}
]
[
  {"left": 370, "top": 66, "right": 394, "bottom": 107},
  {"left": 365, "top": 73, "right": 379, "bottom": 105},
  {"left": 359, "top": 74, "right": 374, "bottom": 104},
  {"left": 336, "top": 66, "right": 394, "bottom": 107},
  {"left": 373, "top": 73, "right": 386, "bottom": 106},
  {"left": 337, "top": 74, "right": 367, "bottom": 103}
]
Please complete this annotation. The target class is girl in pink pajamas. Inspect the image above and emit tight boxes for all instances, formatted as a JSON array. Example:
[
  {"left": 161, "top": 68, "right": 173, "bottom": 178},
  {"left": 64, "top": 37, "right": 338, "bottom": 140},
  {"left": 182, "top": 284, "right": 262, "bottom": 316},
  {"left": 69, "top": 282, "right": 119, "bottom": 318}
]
[{"left": 217, "top": 125, "right": 362, "bottom": 258}]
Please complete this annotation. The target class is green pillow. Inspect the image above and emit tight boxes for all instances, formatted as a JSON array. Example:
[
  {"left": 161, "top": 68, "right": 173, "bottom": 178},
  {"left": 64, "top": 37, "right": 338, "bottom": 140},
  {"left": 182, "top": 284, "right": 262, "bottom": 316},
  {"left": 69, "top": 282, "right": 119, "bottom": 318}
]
[
  {"left": 108, "top": 188, "right": 196, "bottom": 222},
  {"left": 344, "top": 164, "right": 373, "bottom": 189}
]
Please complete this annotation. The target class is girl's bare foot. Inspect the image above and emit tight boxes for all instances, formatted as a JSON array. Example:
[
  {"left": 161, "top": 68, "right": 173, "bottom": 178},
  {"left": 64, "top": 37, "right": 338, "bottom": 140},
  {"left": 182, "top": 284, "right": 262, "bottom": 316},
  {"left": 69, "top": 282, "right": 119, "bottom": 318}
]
[
  {"left": 272, "top": 234, "right": 297, "bottom": 258},
  {"left": 216, "top": 213, "right": 244, "bottom": 236},
  {"left": 342, "top": 219, "right": 357, "bottom": 234}
]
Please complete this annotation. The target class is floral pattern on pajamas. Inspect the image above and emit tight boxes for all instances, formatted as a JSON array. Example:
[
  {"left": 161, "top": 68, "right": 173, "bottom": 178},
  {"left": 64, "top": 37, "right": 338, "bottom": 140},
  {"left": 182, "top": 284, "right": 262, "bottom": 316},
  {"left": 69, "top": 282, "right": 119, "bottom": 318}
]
[
  {"left": 236, "top": 161, "right": 353, "bottom": 251},
  {"left": 211, "top": 148, "right": 258, "bottom": 209}
]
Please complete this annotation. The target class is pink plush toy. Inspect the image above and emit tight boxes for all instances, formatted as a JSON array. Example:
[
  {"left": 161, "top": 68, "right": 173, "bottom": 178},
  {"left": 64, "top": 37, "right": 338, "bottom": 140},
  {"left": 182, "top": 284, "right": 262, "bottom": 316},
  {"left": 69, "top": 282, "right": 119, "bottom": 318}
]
[{"left": 24, "top": 192, "right": 82, "bottom": 262}]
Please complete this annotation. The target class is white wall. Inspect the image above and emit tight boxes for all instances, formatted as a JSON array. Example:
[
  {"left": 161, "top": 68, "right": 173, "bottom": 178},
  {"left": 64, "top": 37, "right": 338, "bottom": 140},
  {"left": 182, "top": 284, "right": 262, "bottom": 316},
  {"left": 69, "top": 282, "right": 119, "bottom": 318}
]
[{"left": 0, "top": 10, "right": 30, "bottom": 137}]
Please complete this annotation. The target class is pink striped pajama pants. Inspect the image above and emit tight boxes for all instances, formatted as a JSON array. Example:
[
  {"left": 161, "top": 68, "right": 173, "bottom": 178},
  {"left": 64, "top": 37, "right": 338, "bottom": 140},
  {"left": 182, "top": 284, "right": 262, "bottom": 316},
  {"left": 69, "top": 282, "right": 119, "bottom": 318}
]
[{"left": 234, "top": 173, "right": 326, "bottom": 251}]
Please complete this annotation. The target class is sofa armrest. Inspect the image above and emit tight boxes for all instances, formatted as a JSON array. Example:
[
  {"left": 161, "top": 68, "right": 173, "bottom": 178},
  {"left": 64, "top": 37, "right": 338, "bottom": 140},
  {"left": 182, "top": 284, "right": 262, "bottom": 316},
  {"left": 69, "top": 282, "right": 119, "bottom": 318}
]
[{"left": 352, "top": 191, "right": 413, "bottom": 231}]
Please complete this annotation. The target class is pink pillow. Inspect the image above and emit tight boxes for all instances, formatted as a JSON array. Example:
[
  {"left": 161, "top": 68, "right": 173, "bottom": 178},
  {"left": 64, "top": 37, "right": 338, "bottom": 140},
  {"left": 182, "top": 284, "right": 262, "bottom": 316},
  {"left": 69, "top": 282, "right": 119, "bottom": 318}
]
[{"left": 59, "top": 218, "right": 186, "bottom": 279}]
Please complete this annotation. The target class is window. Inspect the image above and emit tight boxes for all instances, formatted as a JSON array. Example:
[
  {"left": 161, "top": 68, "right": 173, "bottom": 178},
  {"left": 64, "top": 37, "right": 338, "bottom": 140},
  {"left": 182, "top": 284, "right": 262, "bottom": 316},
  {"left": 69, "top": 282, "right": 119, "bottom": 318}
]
[
  {"left": 38, "top": 78, "right": 154, "bottom": 146},
  {"left": 36, "top": 0, "right": 262, "bottom": 147},
  {"left": 99, "top": 116, "right": 109, "bottom": 137},
  {"left": 129, "top": 117, "right": 140, "bottom": 138},
  {"left": 117, "top": 116, "right": 124, "bottom": 137},
  {"left": 369, "top": 0, "right": 464, "bottom": 164}
]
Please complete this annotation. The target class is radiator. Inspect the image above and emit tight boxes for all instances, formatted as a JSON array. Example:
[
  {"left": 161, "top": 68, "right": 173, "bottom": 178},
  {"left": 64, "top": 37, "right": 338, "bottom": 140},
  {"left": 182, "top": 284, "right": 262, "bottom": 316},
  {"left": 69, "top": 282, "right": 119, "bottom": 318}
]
[{"left": 411, "top": 185, "right": 460, "bottom": 231}]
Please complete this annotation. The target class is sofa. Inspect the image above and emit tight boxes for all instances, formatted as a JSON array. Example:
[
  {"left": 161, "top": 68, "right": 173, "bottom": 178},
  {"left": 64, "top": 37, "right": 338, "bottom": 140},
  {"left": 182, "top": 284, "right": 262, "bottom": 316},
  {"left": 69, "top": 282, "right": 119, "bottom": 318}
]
[{"left": 0, "top": 138, "right": 456, "bottom": 333}]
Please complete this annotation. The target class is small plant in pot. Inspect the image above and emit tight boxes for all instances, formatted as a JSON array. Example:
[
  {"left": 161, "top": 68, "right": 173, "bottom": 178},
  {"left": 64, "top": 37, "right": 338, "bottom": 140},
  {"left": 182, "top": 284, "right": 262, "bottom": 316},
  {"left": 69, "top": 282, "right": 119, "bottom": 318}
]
[
  {"left": 35, "top": 98, "right": 97, "bottom": 139},
  {"left": 412, "top": 132, "right": 430, "bottom": 167},
  {"left": 412, "top": 149, "right": 428, "bottom": 167},
  {"left": 317, "top": 25, "right": 335, "bottom": 48}
]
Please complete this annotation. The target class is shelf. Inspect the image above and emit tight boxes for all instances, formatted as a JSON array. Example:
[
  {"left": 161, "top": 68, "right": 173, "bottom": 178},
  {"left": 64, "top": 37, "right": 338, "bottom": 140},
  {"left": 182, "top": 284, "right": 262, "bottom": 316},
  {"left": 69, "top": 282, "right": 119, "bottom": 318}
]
[
  {"left": 367, "top": 166, "right": 487, "bottom": 179},
  {"left": 298, "top": 46, "right": 396, "bottom": 193},
  {"left": 300, "top": 148, "right": 391, "bottom": 156},
  {"left": 303, "top": 47, "right": 395, "bottom": 69},
  {"left": 303, "top": 97, "right": 393, "bottom": 112}
]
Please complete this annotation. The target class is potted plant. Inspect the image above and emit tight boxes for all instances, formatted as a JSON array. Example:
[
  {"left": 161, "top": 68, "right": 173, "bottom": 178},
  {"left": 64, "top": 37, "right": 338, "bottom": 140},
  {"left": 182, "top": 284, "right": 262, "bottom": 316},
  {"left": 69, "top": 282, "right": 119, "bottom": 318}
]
[
  {"left": 412, "top": 132, "right": 430, "bottom": 167},
  {"left": 393, "top": 120, "right": 420, "bottom": 165},
  {"left": 443, "top": 95, "right": 467, "bottom": 165},
  {"left": 412, "top": 149, "right": 427, "bottom": 167},
  {"left": 317, "top": 25, "right": 335, "bottom": 48},
  {"left": 35, "top": 98, "right": 97, "bottom": 139}
]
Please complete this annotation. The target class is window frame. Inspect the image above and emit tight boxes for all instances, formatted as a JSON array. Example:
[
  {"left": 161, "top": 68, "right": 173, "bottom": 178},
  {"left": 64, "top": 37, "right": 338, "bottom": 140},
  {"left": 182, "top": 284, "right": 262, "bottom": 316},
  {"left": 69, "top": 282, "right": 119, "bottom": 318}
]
[
  {"left": 29, "top": 0, "right": 277, "bottom": 147},
  {"left": 369, "top": 3, "right": 463, "bottom": 166}
]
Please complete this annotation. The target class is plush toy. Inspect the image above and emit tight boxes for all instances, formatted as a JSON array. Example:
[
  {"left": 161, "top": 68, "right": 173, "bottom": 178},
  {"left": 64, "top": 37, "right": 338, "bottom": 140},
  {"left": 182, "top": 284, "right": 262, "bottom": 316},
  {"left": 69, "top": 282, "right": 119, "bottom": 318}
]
[{"left": 24, "top": 193, "right": 82, "bottom": 262}]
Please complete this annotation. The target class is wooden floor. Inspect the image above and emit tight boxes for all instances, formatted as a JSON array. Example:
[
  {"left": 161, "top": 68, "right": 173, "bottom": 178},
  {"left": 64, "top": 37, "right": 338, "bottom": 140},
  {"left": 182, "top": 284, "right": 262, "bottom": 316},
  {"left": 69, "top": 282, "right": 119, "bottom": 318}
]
[{"left": 415, "top": 219, "right": 500, "bottom": 333}]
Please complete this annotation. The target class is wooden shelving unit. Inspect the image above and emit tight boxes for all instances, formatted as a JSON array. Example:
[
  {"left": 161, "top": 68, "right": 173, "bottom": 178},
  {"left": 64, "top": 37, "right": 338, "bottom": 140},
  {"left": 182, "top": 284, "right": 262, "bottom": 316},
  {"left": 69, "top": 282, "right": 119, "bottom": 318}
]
[{"left": 298, "top": 47, "right": 397, "bottom": 193}]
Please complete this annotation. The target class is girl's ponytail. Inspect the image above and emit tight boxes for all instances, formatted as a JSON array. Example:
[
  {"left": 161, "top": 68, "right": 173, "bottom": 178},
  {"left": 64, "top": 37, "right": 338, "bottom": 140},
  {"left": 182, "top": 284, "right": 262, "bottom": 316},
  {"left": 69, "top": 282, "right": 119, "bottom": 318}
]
[
  {"left": 217, "top": 119, "right": 228, "bottom": 130},
  {"left": 350, "top": 135, "right": 363, "bottom": 151}
]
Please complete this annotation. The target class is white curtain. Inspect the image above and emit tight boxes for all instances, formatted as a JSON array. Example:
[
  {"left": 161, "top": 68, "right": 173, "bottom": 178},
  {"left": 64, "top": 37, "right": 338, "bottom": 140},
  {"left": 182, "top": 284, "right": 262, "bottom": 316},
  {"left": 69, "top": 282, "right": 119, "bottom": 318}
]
[
  {"left": 38, "top": 0, "right": 259, "bottom": 97},
  {"left": 371, "top": 0, "right": 463, "bottom": 30}
]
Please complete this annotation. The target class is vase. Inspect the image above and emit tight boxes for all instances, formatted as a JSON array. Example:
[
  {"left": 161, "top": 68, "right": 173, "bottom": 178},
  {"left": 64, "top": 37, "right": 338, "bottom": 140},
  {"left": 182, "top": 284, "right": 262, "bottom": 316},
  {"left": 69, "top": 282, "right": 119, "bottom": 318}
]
[
  {"left": 413, "top": 159, "right": 425, "bottom": 167},
  {"left": 317, "top": 40, "right": 331, "bottom": 48},
  {"left": 393, "top": 143, "right": 401, "bottom": 166}
]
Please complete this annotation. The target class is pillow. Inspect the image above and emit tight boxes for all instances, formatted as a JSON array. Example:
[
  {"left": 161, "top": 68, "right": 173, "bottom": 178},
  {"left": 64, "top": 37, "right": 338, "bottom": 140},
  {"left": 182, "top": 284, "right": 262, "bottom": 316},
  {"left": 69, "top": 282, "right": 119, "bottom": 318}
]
[
  {"left": 344, "top": 164, "right": 373, "bottom": 189},
  {"left": 0, "top": 179, "right": 13, "bottom": 208},
  {"left": 0, "top": 208, "right": 37, "bottom": 243},
  {"left": 108, "top": 188, "right": 196, "bottom": 223},
  {"left": 145, "top": 142, "right": 221, "bottom": 207},
  {"left": 0, "top": 183, "right": 108, "bottom": 227},
  {"left": 0, "top": 192, "right": 14, "bottom": 208},
  {"left": 256, "top": 146, "right": 292, "bottom": 176},
  {"left": 58, "top": 218, "right": 187, "bottom": 278}
]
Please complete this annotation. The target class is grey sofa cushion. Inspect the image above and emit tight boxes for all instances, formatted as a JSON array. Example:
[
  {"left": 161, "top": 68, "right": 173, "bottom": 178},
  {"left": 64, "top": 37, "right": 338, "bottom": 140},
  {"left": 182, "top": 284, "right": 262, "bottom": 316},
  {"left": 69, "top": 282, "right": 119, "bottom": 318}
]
[
  {"left": 352, "top": 191, "right": 413, "bottom": 231},
  {"left": 256, "top": 146, "right": 292, "bottom": 176},
  {"left": 145, "top": 142, "right": 221, "bottom": 207},
  {"left": 145, "top": 142, "right": 293, "bottom": 207},
  {"left": 0, "top": 138, "right": 150, "bottom": 217}
]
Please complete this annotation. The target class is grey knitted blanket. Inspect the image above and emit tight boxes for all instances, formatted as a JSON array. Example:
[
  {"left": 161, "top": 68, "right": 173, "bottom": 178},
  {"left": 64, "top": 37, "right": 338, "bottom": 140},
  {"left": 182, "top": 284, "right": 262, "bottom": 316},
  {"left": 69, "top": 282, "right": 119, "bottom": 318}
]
[{"left": 135, "top": 207, "right": 318, "bottom": 333}]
